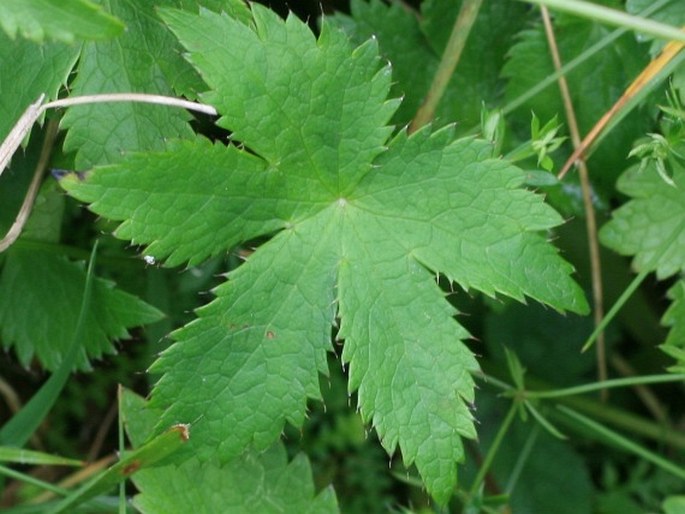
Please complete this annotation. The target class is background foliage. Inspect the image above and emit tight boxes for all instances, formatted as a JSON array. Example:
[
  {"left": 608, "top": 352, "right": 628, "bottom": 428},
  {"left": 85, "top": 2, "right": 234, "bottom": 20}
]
[{"left": 0, "top": 0, "right": 684, "bottom": 512}]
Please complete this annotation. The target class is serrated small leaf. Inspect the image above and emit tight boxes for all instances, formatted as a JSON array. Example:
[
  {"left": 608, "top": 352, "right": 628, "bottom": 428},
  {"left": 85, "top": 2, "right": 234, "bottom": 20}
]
[
  {"left": 0, "top": 0, "right": 123, "bottom": 43},
  {"left": 63, "top": 5, "right": 587, "bottom": 502},
  {"left": 0, "top": 248, "right": 163, "bottom": 371},
  {"left": 600, "top": 163, "right": 685, "bottom": 279},
  {"left": 121, "top": 389, "right": 339, "bottom": 514}
]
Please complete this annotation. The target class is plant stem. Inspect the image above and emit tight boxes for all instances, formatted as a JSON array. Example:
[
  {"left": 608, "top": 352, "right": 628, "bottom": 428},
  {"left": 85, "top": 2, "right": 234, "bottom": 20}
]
[
  {"left": 0, "top": 120, "right": 59, "bottom": 253},
  {"left": 43, "top": 93, "right": 217, "bottom": 116},
  {"left": 558, "top": 406, "right": 685, "bottom": 480},
  {"left": 540, "top": 6, "right": 607, "bottom": 399},
  {"left": 521, "top": 0, "right": 685, "bottom": 43},
  {"left": 478, "top": 368, "right": 685, "bottom": 450},
  {"left": 409, "top": 0, "right": 483, "bottom": 132},
  {"left": 467, "top": 401, "right": 518, "bottom": 501},
  {"left": 522, "top": 374, "right": 685, "bottom": 399}
]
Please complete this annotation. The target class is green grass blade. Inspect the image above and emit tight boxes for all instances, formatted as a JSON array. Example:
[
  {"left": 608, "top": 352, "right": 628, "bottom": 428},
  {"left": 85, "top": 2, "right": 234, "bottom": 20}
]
[
  {"left": 0, "top": 241, "right": 99, "bottom": 446},
  {"left": 45, "top": 424, "right": 189, "bottom": 514},
  {"left": 521, "top": 0, "right": 685, "bottom": 43},
  {"left": 0, "top": 447, "right": 83, "bottom": 466},
  {"left": 558, "top": 406, "right": 685, "bottom": 480}
]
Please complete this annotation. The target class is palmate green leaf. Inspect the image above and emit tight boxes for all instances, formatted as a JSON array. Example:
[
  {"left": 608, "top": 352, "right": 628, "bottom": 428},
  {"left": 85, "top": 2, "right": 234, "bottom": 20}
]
[
  {"left": 60, "top": 0, "right": 195, "bottom": 168},
  {"left": 121, "top": 389, "right": 338, "bottom": 514},
  {"left": 62, "top": 5, "right": 587, "bottom": 502},
  {"left": 0, "top": 0, "right": 123, "bottom": 43}
]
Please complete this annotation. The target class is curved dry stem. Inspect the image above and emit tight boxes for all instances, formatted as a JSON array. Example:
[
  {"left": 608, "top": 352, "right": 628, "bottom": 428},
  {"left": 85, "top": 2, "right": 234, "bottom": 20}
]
[
  {"left": 0, "top": 92, "right": 217, "bottom": 253},
  {"left": 0, "top": 120, "right": 59, "bottom": 253}
]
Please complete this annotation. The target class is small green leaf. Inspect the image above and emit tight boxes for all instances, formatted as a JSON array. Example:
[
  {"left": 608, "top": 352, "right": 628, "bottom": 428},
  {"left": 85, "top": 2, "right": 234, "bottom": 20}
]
[
  {"left": 120, "top": 389, "right": 339, "bottom": 514},
  {"left": 0, "top": 0, "right": 123, "bottom": 43},
  {"left": 600, "top": 162, "right": 685, "bottom": 279},
  {"left": 0, "top": 32, "right": 78, "bottom": 143}
]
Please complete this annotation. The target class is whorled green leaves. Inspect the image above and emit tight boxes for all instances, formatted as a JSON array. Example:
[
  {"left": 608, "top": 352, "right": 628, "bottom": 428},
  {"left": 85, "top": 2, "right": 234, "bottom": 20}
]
[
  {"left": 62, "top": 4, "right": 587, "bottom": 503},
  {"left": 601, "top": 161, "right": 685, "bottom": 370}
]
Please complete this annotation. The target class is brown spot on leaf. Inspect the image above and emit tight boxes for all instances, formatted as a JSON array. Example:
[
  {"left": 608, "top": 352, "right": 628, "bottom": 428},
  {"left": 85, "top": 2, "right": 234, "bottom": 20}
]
[{"left": 122, "top": 460, "right": 141, "bottom": 476}]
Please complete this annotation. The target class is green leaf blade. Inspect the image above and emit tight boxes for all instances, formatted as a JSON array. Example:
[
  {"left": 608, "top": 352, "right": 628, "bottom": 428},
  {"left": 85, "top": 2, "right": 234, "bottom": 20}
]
[
  {"left": 0, "top": 0, "right": 123, "bottom": 43},
  {"left": 61, "top": 138, "right": 301, "bottom": 267},
  {"left": 338, "top": 211, "right": 477, "bottom": 502},
  {"left": 149, "top": 209, "right": 341, "bottom": 460},
  {"left": 355, "top": 129, "right": 588, "bottom": 313},
  {"left": 60, "top": 0, "right": 194, "bottom": 168},
  {"left": 0, "top": 34, "right": 78, "bottom": 144},
  {"left": 160, "top": 5, "right": 398, "bottom": 195},
  {"left": 600, "top": 164, "right": 685, "bottom": 279},
  {"left": 0, "top": 249, "right": 163, "bottom": 371}
]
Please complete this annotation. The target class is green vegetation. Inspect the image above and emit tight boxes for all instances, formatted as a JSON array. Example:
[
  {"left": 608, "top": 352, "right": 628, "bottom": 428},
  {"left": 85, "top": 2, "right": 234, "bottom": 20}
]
[{"left": 0, "top": 0, "right": 684, "bottom": 512}]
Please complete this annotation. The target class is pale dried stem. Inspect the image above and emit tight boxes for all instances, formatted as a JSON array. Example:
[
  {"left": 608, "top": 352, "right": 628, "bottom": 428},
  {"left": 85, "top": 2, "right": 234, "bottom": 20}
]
[
  {"left": 540, "top": 7, "right": 607, "bottom": 399},
  {"left": 0, "top": 120, "right": 59, "bottom": 253},
  {"left": 409, "top": 0, "right": 483, "bottom": 132},
  {"left": 0, "top": 93, "right": 217, "bottom": 253}
]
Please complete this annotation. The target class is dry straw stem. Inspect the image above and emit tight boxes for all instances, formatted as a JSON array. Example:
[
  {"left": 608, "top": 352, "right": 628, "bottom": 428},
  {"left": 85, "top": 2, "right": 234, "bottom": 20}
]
[
  {"left": 539, "top": 7, "right": 608, "bottom": 399},
  {"left": 559, "top": 31, "right": 685, "bottom": 178},
  {"left": 0, "top": 93, "right": 218, "bottom": 252}
]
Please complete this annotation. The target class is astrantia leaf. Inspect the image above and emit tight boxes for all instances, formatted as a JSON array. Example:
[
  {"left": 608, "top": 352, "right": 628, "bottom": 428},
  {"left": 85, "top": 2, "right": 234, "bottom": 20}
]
[
  {"left": 62, "top": 4, "right": 587, "bottom": 502},
  {"left": 600, "top": 162, "right": 685, "bottom": 279},
  {"left": 121, "top": 389, "right": 339, "bottom": 514},
  {"left": 0, "top": 248, "right": 163, "bottom": 371},
  {"left": 0, "top": 0, "right": 123, "bottom": 43}
]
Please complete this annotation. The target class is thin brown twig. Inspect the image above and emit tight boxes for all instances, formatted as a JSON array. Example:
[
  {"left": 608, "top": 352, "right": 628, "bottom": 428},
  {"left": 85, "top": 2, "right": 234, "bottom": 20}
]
[{"left": 540, "top": 7, "right": 607, "bottom": 400}]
